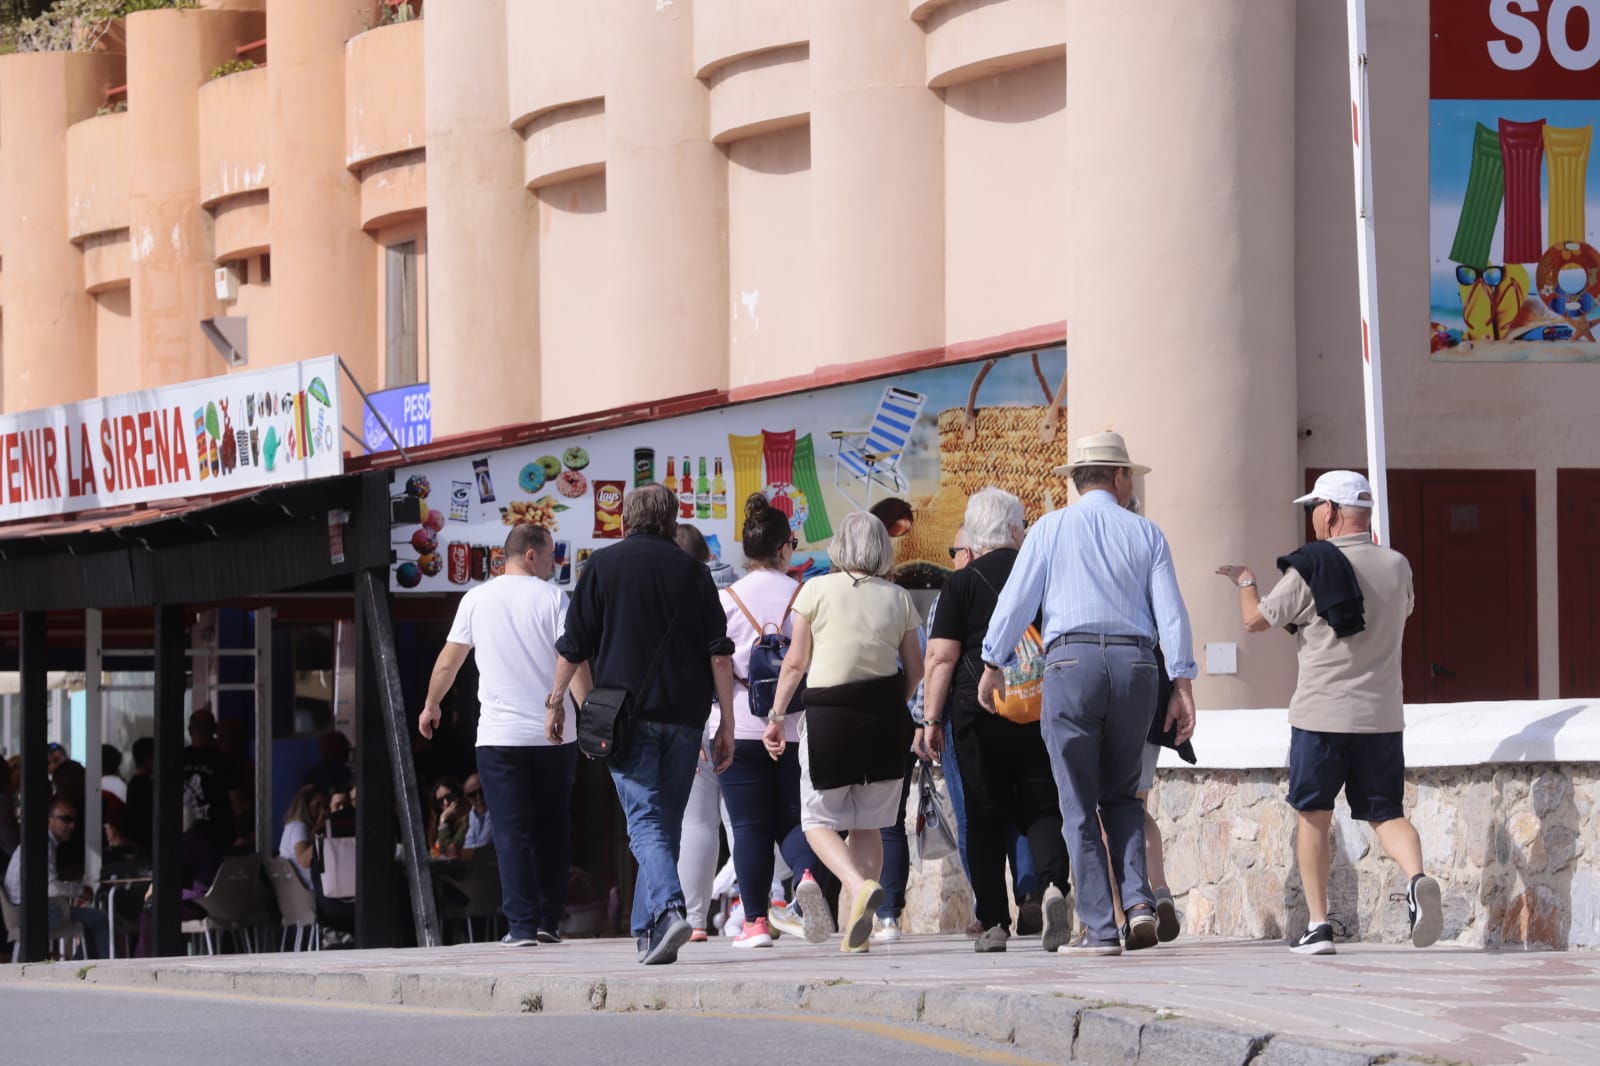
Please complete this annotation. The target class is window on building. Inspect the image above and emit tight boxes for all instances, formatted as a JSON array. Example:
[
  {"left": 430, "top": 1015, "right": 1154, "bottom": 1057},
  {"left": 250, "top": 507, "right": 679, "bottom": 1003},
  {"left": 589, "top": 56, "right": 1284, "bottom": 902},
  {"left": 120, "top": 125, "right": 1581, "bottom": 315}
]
[{"left": 385, "top": 240, "right": 419, "bottom": 387}]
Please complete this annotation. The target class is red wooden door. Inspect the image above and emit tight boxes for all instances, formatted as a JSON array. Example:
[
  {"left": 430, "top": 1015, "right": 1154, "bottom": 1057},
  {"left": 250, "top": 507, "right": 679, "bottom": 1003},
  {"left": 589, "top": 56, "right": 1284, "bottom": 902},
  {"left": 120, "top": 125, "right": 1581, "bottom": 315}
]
[
  {"left": 1418, "top": 474, "right": 1536, "bottom": 702},
  {"left": 1558, "top": 470, "right": 1600, "bottom": 697}
]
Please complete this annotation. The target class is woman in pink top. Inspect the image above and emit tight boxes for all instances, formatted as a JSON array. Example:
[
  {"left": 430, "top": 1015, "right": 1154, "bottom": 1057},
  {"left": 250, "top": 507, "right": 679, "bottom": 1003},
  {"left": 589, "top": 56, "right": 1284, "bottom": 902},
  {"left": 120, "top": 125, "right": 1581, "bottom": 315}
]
[{"left": 717, "top": 494, "right": 829, "bottom": 948}]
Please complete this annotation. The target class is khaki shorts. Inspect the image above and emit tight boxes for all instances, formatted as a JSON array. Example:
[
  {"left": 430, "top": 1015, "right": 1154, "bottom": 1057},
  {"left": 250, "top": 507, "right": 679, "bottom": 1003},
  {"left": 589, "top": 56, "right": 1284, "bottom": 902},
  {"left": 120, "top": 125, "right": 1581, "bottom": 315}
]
[{"left": 797, "top": 715, "right": 907, "bottom": 831}]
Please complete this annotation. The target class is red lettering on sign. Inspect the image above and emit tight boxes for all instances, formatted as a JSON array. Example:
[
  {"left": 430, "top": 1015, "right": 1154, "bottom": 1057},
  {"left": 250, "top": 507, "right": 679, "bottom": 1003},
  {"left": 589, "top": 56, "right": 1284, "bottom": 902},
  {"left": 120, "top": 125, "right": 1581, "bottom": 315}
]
[
  {"left": 79, "top": 423, "right": 97, "bottom": 495},
  {"left": 1, "top": 432, "right": 16, "bottom": 504},
  {"left": 153, "top": 409, "right": 170, "bottom": 483},
  {"left": 100, "top": 418, "right": 117, "bottom": 493},
  {"left": 119, "top": 415, "right": 141, "bottom": 489},
  {"left": 137, "top": 410, "right": 156, "bottom": 486},
  {"left": 20, "top": 430, "right": 38, "bottom": 501},
  {"left": 169, "top": 408, "right": 192, "bottom": 484},
  {"left": 42, "top": 428, "right": 61, "bottom": 499},
  {"left": 1433, "top": 0, "right": 1600, "bottom": 99}
]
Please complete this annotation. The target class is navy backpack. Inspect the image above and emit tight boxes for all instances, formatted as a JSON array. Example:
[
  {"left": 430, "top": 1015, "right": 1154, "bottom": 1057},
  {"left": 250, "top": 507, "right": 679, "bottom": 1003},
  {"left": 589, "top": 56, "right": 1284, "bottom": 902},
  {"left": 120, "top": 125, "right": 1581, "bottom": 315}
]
[{"left": 726, "top": 585, "right": 806, "bottom": 718}]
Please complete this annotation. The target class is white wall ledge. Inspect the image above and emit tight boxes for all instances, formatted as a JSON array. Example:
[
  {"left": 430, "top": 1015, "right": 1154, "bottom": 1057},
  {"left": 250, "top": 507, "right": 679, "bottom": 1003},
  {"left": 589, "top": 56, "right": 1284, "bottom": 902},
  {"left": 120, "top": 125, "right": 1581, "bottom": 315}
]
[{"left": 1161, "top": 700, "right": 1600, "bottom": 770}]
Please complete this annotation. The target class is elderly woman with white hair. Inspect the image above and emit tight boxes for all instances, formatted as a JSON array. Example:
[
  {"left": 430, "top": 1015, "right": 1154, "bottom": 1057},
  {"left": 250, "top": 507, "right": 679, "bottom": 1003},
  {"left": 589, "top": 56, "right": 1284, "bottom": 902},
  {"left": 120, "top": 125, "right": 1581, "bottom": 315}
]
[
  {"left": 920, "top": 487, "right": 1074, "bottom": 954},
  {"left": 764, "top": 511, "right": 923, "bottom": 954}
]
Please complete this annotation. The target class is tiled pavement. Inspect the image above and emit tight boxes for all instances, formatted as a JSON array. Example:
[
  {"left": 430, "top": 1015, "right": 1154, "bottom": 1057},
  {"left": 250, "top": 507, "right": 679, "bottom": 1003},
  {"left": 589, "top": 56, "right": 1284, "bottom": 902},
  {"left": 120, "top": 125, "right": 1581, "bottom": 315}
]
[{"left": 5, "top": 935, "right": 1597, "bottom": 1064}]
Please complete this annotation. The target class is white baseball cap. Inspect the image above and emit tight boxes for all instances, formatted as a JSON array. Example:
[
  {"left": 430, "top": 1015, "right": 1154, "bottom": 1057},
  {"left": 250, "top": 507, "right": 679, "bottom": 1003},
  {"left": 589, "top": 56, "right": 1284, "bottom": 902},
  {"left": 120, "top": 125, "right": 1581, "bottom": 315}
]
[{"left": 1293, "top": 470, "right": 1375, "bottom": 508}]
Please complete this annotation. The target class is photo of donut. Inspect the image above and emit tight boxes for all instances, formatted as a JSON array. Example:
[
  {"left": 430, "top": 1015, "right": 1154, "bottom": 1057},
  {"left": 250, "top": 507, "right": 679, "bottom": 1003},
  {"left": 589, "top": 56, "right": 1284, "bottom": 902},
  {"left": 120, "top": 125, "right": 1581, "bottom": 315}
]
[
  {"left": 518, "top": 462, "right": 547, "bottom": 493},
  {"left": 535, "top": 455, "right": 563, "bottom": 481},
  {"left": 556, "top": 469, "right": 589, "bottom": 498},
  {"left": 562, "top": 446, "right": 590, "bottom": 470}
]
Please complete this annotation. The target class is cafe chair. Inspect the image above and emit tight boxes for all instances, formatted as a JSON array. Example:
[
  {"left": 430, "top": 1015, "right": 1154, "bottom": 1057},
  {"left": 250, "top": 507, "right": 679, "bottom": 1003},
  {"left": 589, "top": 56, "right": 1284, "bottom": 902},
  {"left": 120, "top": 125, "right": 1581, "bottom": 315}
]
[
  {"left": 266, "top": 857, "right": 320, "bottom": 952},
  {"left": 182, "top": 856, "right": 266, "bottom": 955},
  {"left": 1, "top": 892, "right": 85, "bottom": 962},
  {"left": 438, "top": 844, "right": 502, "bottom": 944}
]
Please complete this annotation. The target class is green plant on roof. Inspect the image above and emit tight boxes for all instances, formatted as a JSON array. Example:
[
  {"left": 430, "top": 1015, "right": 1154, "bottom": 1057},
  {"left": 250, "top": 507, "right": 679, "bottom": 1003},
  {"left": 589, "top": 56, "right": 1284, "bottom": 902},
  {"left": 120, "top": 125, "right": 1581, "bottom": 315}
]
[{"left": 209, "top": 57, "right": 256, "bottom": 79}]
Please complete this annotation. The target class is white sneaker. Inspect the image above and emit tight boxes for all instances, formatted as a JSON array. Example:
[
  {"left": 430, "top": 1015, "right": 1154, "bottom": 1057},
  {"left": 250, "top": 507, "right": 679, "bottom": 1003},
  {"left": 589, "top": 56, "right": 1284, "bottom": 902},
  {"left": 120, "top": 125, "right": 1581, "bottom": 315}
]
[
  {"left": 870, "top": 916, "right": 901, "bottom": 943},
  {"left": 768, "top": 902, "right": 804, "bottom": 940}
]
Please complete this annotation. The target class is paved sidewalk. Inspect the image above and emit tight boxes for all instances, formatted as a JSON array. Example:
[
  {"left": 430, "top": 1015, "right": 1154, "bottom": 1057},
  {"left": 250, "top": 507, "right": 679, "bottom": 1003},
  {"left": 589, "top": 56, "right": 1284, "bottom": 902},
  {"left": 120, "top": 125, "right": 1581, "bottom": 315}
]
[{"left": 4, "top": 935, "right": 1596, "bottom": 1064}]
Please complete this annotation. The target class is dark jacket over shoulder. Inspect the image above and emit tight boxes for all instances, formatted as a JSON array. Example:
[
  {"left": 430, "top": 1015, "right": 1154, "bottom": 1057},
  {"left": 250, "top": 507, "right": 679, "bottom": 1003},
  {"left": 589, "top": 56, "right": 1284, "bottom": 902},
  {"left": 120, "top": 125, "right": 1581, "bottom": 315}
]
[
  {"left": 802, "top": 673, "right": 915, "bottom": 790},
  {"left": 1275, "top": 540, "right": 1366, "bottom": 638},
  {"left": 556, "top": 532, "right": 734, "bottom": 727}
]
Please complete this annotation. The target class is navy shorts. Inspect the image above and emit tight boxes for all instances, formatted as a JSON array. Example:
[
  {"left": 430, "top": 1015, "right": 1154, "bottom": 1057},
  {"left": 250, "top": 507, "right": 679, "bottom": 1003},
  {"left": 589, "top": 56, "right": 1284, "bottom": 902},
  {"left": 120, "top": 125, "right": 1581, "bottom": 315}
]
[{"left": 1286, "top": 727, "right": 1406, "bottom": 823}]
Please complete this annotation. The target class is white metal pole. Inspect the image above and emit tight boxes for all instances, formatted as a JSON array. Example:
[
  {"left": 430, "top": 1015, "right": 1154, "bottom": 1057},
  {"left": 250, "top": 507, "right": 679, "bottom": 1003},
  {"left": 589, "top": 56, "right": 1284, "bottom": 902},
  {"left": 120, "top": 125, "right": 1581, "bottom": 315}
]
[{"left": 1347, "top": 0, "right": 1391, "bottom": 546}]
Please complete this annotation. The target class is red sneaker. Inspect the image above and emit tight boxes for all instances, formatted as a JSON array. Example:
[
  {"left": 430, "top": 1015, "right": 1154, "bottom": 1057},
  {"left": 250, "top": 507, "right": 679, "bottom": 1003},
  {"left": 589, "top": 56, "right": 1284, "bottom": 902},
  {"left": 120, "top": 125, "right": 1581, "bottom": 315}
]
[{"left": 732, "top": 917, "right": 773, "bottom": 949}]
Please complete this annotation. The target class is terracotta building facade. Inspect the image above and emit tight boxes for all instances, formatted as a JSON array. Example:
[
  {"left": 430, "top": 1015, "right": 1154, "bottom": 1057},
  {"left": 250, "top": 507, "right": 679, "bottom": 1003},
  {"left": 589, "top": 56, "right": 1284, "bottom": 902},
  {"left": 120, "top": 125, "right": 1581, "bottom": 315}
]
[{"left": 2, "top": 0, "right": 1598, "bottom": 711}]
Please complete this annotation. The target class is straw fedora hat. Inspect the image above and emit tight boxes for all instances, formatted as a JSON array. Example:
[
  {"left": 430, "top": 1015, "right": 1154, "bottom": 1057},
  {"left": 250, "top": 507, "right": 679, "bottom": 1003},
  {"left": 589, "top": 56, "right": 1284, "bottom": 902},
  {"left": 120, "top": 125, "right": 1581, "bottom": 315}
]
[{"left": 1052, "top": 430, "right": 1151, "bottom": 477}]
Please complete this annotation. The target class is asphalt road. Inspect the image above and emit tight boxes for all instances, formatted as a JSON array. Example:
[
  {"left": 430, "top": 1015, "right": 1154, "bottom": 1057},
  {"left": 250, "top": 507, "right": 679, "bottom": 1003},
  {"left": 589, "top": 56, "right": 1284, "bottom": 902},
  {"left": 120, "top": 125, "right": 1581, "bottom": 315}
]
[{"left": 0, "top": 985, "right": 1047, "bottom": 1066}]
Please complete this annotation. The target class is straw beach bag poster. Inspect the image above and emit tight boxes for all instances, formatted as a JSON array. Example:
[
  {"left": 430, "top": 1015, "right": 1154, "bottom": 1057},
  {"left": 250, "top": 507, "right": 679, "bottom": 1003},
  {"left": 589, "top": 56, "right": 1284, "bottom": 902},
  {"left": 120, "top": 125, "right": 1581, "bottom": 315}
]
[{"left": 895, "top": 354, "right": 1068, "bottom": 575}]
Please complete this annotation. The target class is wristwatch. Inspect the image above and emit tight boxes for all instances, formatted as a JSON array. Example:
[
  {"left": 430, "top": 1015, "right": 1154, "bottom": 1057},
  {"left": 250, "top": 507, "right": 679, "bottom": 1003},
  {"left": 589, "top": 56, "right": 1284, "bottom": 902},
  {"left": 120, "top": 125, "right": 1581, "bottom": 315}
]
[
  {"left": 1237, "top": 578, "right": 1256, "bottom": 589},
  {"left": 767, "top": 712, "right": 786, "bottom": 724}
]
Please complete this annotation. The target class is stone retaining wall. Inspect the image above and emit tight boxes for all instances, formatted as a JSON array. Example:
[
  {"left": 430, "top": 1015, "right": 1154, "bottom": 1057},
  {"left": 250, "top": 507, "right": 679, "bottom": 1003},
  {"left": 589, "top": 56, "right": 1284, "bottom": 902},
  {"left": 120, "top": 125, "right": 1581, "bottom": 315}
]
[{"left": 905, "top": 762, "right": 1599, "bottom": 950}]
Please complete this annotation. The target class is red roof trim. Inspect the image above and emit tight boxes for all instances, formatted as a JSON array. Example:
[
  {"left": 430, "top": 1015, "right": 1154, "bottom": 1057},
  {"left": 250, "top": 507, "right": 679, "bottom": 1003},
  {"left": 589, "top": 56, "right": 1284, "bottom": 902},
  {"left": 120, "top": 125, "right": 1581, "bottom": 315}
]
[{"left": 345, "top": 321, "right": 1068, "bottom": 473}]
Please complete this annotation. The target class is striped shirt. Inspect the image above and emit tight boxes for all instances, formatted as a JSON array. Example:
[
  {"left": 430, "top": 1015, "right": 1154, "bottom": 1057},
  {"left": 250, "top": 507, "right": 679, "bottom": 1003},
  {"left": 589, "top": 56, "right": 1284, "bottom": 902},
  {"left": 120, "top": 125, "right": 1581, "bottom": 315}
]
[{"left": 981, "top": 490, "right": 1197, "bottom": 680}]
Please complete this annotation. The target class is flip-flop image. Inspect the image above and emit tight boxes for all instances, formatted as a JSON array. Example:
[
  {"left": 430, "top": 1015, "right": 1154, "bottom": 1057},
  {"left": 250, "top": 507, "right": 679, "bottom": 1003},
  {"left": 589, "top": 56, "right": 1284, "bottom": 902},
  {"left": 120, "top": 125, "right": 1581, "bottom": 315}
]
[
  {"left": 1457, "top": 275, "right": 1493, "bottom": 341},
  {"left": 1493, "top": 264, "right": 1530, "bottom": 339}
]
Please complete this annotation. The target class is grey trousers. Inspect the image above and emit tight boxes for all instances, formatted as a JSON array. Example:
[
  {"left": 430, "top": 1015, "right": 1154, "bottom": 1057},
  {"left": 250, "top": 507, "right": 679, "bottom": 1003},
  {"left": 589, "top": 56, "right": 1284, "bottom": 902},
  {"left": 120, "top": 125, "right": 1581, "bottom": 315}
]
[{"left": 1040, "top": 638, "right": 1158, "bottom": 944}]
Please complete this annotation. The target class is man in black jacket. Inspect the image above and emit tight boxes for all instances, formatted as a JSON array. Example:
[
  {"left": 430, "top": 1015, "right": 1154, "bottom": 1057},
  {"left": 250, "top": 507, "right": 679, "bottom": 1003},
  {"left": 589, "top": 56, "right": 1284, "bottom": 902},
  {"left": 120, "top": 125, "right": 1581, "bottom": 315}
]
[{"left": 548, "top": 483, "right": 735, "bottom": 965}]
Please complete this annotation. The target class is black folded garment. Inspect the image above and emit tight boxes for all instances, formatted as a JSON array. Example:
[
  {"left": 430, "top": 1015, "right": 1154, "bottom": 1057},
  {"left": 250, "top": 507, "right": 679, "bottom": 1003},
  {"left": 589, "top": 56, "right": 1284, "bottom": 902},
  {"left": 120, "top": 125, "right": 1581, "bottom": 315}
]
[
  {"left": 1275, "top": 539, "right": 1366, "bottom": 638},
  {"left": 1148, "top": 646, "right": 1197, "bottom": 764},
  {"left": 802, "top": 672, "right": 916, "bottom": 790}
]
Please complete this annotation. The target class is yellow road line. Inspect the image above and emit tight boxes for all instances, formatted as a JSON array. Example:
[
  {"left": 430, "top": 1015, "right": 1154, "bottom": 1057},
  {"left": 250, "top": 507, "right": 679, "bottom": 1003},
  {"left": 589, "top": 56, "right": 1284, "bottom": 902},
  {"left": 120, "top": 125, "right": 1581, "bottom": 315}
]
[{"left": 46, "top": 983, "right": 1055, "bottom": 1063}]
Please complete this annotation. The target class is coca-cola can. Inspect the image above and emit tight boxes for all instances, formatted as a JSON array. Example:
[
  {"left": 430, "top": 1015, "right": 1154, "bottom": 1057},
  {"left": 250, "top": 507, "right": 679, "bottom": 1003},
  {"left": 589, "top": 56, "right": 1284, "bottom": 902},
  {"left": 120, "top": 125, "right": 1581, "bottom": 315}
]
[
  {"left": 447, "top": 542, "right": 469, "bottom": 585},
  {"left": 470, "top": 544, "right": 489, "bottom": 582}
]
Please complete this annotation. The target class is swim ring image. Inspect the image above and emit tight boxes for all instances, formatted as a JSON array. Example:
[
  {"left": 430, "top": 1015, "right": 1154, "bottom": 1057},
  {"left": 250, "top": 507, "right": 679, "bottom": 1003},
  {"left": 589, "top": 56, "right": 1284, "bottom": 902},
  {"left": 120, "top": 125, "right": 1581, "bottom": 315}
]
[
  {"left": 1536, "top": 241, "right": 1600, "bottom": 341},
  {"left": 518, "top": 462, "right": 547, "bottom": 493},
  {"left": 762, "top": 483, "right": 809, "bottom": 535}
]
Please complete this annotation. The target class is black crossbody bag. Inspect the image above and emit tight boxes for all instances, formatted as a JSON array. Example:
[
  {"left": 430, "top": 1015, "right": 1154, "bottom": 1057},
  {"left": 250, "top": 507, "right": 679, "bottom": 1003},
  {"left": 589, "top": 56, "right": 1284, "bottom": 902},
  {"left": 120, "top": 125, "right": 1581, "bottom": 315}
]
[{"left": 577, "top": 598, "right": 684, "bottom": 761}]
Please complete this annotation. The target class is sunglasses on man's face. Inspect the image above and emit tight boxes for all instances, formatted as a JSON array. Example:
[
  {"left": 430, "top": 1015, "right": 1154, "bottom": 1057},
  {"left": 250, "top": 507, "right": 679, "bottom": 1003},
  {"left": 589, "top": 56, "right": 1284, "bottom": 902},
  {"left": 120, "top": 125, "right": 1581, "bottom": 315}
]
[
  {"left": 947, "top": 546, "right": 970, "bottom": 560},
  {"left": 1303, "top": 500, "right": 1321, "bottom": 516},
  {"left": 789, "top": 538, "right": 799, "bottom": 550}
]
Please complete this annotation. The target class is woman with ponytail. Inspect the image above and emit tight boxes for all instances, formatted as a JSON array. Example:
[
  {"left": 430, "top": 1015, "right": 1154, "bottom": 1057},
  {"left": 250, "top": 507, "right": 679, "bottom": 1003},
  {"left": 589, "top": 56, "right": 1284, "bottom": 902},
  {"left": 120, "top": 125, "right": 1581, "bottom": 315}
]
[{"left": 716, "top": 494, "right": 829, "bottom": 948}]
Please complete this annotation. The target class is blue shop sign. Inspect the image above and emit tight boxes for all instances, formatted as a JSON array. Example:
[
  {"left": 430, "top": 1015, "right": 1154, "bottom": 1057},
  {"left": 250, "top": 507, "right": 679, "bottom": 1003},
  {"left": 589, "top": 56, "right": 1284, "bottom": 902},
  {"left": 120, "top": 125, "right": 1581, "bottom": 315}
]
[{"left": 364, "top": 383, "right": 432, "bottom": 453}]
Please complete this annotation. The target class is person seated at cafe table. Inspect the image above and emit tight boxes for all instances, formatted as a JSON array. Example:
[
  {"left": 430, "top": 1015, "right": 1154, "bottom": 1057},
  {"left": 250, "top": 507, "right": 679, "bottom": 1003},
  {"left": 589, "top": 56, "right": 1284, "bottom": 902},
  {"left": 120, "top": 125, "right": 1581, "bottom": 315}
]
[
  {"left": 461, "top": 773, "right": 493, "bottom": 859},
  {"left": 432, "top": 777, "right": 469, "bottom": 860},
  {"left": 4, "top": 799, "right": 110, "bottom": 959},
  {"left": 279, "top": 784, "right": 329, "bottom": 891}
]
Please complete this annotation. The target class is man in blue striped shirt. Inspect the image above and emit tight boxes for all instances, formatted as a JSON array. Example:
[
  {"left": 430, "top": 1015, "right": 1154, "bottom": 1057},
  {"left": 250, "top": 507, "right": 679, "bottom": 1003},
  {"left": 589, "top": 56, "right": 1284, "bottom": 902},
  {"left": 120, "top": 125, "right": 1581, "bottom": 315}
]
[{"left": 980, "top": 431, "right": 1197, "bottom": 956}]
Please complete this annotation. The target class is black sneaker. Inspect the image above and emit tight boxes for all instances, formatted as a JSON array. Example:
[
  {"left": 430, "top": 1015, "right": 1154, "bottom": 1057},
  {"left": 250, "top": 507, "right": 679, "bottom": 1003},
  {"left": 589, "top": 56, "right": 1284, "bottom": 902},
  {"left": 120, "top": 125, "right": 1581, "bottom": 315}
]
[
  {"left": 499, "top": 932, "right": 539, "bottom": 948},
  {"left": 1153, "top": 888, "right": 1180, "bottom": 943},
  {"left": 536, "top": 929, "right": 563, "bottom": 945},
  {"left": 1289, "top": 923, "right": 1337, "bottom": 955},
  {"left": 1405, "top": 874, "right": 1442, "bottom": 948},
  {"left": 641, "top": 909, "right": 692, "bottom": 966}
]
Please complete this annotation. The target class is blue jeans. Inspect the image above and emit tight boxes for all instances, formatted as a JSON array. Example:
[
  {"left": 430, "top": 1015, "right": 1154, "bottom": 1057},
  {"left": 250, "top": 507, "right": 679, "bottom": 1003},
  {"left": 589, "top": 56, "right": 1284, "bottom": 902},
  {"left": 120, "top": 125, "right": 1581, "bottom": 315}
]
[
  {"left": 1040, "top": 639, "right": 1157, "bottom": 943},
  {"left": 876, "top": 754, "right": 916, "bottom": 918},
  {"left": 48, "top": 901, "right": 109, "bottom": 959},
  {"left": 718, "top": 740, "right": 817, "bottom": 922},
  {"left": 476, "top": 743, "right": 580, "bottom": 938},
  {"left": 607, "top": 719, "right": 703, "bottom": 937}
]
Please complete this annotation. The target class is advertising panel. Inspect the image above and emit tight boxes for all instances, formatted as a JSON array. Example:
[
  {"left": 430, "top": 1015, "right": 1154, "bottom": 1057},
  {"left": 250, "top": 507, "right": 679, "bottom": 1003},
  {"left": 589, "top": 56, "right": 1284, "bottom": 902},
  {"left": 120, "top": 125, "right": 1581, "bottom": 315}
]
[
  {"left": 1430, "top": 1, "right": 1600, "bottom": 361},
  {"left": 363, "top": 383, "right": 432, "bottom": 453},
  {"left": 0, "top": 356, "right": 344, "bottom": 522},
  {"left": 388, "top": 348, "right": 1068, "bottom": 593}
]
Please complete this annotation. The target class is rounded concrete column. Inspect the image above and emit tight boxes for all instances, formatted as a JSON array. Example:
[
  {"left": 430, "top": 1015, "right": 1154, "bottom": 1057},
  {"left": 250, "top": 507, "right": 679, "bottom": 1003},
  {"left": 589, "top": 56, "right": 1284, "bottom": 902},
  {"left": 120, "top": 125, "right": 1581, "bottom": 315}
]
[
  {"left": 126, "top": 9, "right": 261, "bottom": 391},
  {"left": 809, "top": 0, "right": 944, "bottom": 365},
  {"left": 425, "top": 0, "right": 539, "bottom": 436},
  {"left": 266, "top": 0, "right": 375, "bottom": 430},
  {"left": 1065, "top": 0, "right": 1299, "bottom": 709},
  {"left": 602, "top": 0, "right": 727, "bottom": 405},
  {"left": 0, "top": 54, "right": 117, "bottom": 410}
]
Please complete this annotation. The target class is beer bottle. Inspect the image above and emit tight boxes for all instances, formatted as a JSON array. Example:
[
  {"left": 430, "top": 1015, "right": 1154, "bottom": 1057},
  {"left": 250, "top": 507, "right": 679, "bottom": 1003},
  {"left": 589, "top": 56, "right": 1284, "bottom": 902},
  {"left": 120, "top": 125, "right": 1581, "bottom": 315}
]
[
  {"left": 711, "top": 457, "right": 727, "bottom": 520},
  {"left": 695, "top": 457, "right": 711, "bottom": 519},
  {"left": 679, "top": 456, "right": 694, "bottom": 518}
]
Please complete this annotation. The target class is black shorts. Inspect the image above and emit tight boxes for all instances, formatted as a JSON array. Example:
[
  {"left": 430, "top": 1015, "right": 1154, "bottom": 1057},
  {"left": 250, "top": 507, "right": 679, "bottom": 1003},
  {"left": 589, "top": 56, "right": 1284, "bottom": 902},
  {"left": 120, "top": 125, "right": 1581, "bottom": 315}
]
[{"left": 1286, "top": 727, "right": 1406, "bottom": 823}]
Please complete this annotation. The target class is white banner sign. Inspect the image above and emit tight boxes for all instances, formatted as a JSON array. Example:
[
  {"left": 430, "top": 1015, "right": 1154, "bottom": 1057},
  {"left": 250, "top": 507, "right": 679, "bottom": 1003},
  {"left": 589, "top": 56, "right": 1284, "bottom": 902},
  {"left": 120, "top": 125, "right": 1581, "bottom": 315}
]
[{"left": 0, "top": 355, "right": 344, "bottom": 522}]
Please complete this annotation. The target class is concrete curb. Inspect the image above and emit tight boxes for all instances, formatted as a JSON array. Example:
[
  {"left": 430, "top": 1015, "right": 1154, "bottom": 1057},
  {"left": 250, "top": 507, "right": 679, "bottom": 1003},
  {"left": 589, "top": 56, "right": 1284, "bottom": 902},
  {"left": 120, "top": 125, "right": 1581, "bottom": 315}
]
[{"left": 0, "top": 962, "right": 1445, "bottom": 1066}]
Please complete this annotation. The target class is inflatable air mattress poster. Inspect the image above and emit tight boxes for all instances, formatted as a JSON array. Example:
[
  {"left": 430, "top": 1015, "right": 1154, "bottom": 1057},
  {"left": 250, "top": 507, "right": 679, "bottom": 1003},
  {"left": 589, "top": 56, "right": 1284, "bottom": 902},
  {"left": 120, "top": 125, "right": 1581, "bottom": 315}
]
[
  {"left": 387, "top": 347, "right": 1067, "bottom": 593},
  {"left": 1429, "top": 1, "right": 1599, "bottom": 362}
]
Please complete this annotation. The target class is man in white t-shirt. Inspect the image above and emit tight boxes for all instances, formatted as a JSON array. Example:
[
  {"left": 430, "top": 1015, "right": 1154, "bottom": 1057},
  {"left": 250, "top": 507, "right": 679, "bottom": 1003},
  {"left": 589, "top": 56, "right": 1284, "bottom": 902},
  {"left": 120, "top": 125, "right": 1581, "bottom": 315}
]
[{"left": 418, "top": 524, "right": 590, "bottom": 947}]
